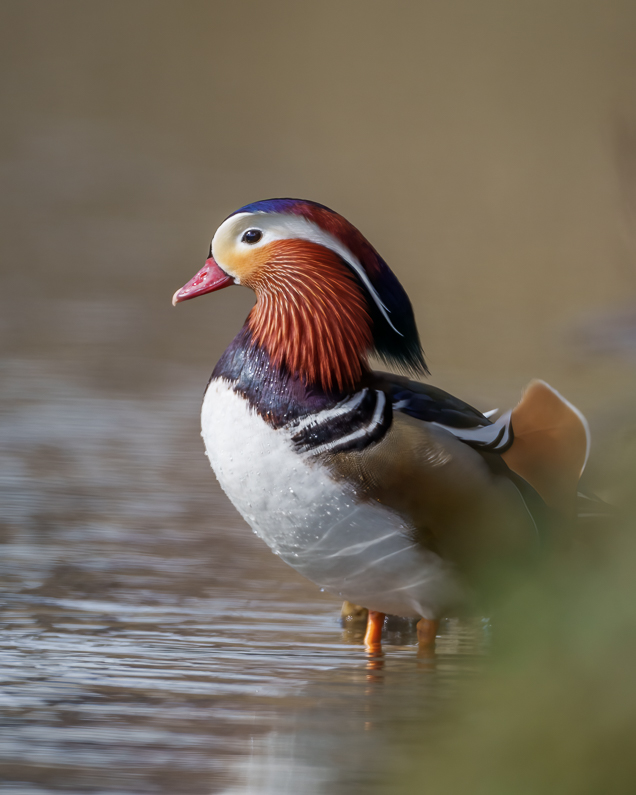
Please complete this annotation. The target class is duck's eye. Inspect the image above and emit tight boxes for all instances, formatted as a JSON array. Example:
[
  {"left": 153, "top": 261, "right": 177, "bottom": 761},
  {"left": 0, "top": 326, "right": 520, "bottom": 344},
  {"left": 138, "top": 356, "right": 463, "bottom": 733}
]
[{"left": 242, "top": 229, "right": 263, "bottom": 245}]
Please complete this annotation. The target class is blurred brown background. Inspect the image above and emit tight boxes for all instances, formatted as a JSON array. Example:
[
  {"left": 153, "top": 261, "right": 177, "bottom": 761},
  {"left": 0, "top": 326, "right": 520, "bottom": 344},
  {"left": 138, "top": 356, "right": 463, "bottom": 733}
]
[{"left": 2, "top": 0, "right": 636, "bottom": 436}]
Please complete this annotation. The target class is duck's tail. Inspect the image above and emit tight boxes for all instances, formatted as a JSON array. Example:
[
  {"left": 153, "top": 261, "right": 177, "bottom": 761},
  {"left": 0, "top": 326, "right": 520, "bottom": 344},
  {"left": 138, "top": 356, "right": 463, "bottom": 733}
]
[{"left": 501, "top": 380, "right": 590, "bottom": 517}]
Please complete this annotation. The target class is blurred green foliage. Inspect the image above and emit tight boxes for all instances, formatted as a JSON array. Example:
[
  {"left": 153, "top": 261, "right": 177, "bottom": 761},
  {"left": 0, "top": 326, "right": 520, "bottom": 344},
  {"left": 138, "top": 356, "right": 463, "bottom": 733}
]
[{"left": 394, "top": 486, "right": 636, "bottom": 794}]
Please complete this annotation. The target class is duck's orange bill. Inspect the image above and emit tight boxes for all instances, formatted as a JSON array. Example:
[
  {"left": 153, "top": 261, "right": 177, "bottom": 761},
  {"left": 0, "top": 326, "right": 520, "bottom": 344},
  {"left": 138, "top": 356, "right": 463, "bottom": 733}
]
[{"left": 172, "top": 257, "right": 234, "bottom": 305}]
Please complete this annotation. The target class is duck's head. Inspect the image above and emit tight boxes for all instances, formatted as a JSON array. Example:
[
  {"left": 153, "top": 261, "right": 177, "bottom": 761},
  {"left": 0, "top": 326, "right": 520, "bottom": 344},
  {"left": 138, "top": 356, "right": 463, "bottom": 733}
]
[{"left": 173, "top": 198, "right": 427, "bottom": 391}]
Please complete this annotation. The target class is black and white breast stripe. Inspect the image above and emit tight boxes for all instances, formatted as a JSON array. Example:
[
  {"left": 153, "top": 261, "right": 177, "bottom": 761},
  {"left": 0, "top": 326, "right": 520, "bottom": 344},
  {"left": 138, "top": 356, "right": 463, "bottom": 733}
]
[{"left": 290, "top": 388, "right": 392, "bottom": 456}]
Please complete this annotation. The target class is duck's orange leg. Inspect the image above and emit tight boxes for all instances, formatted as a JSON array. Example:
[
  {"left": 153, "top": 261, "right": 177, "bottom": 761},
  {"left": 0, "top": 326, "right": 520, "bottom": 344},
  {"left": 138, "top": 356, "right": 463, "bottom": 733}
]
[
  {"left": 364, "top": 610, "right": 385, "bottom": 649},
  {"left": 416, "top": 617, "right": 439, "bottom": 649}
]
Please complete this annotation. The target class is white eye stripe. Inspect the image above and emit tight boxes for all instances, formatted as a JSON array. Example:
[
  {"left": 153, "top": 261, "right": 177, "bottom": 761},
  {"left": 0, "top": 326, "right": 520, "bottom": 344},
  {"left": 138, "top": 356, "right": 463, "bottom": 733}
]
[{"left": 212, "top": 212, "right": 403, "bottom": 337}]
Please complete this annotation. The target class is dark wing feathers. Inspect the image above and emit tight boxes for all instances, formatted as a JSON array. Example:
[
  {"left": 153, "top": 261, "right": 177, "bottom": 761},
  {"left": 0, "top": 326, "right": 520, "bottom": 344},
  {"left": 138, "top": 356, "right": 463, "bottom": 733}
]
[{"left": 370, "top": 371, "right": 491, "bottom": 429}]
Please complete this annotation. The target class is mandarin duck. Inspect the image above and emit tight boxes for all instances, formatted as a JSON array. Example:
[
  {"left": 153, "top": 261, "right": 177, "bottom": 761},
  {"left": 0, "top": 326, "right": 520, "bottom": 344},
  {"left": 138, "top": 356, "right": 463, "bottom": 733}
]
[{"left": 173, "top": 198, "right": 590, "bottom": 651}]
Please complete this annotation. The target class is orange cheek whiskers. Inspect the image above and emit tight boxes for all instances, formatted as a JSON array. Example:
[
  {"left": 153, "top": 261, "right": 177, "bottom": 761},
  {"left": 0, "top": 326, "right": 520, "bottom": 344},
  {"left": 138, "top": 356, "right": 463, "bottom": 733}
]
[{"left": 245, "top": 242, "right": 373, "bottom": 392}]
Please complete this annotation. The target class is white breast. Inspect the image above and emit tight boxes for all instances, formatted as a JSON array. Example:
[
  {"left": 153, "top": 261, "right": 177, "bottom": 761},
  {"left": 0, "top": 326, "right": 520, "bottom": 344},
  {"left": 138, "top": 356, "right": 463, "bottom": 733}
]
[{"left": 201, "top": 379, "right": 464, "bottom": 618}]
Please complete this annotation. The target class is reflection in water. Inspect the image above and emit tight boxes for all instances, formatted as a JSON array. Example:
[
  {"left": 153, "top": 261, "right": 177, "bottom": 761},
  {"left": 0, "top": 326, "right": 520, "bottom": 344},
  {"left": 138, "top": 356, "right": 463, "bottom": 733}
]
[{"left": 0, "top": 348, "right": 485, "bottom": 793}]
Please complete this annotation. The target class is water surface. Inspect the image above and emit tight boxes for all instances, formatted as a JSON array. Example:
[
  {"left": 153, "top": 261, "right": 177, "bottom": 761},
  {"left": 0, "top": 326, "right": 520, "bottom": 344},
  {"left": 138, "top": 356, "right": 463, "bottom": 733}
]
[{"left": 0, "top": 343, "right": 486, "bottom": 794}]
